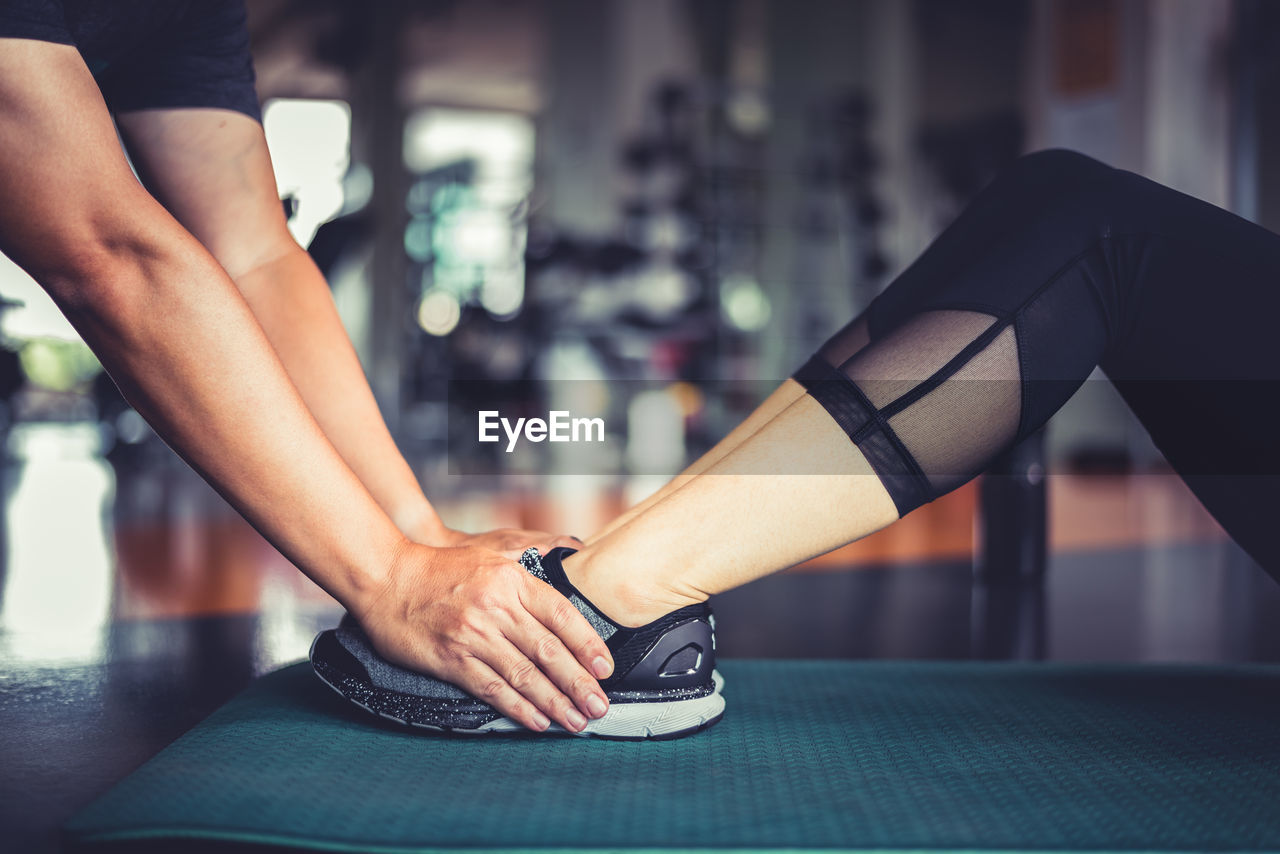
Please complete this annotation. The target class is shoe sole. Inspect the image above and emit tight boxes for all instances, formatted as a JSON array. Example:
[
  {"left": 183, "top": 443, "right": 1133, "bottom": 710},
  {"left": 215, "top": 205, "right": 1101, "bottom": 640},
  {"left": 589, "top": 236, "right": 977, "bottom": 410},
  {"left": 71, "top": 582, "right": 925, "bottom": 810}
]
[
  {"left": 312, "top": 637, "right": 725, "bottom": 741},
  {"left": 454, "top": 691, "right": 725, "bottom": 740}
]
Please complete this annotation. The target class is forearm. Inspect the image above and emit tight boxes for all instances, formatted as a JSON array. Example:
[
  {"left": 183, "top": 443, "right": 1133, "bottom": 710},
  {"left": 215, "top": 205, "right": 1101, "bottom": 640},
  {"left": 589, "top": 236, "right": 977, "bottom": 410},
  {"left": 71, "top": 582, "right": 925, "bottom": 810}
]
[
  {"left": 50, "top": 231, "right": 406, "bottom": 611},
  {"left": 233, "top": 246, "right": 448, "bottom": 544},
  {"left": 0, "top": 38, "right": 615, "bottom": 735}
]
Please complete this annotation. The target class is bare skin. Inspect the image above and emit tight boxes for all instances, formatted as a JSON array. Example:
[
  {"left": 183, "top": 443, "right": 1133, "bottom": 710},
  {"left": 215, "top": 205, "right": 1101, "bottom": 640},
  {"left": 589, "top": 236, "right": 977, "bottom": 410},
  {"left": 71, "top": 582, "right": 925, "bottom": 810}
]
[
  {"left": 586, "top": 319, "right": 869, "bottom": 548},
  {"left": 568, "top": 325, "right": 893, "bottom": 628},
  {"left": 114, "top": 107, "right": 567, "bottom": 556},
  {"left": 0, "top": 39, "right": 610, "bottom": 733},
  {"left": 585, "top": 380, "right": 807, "bottom": 546}
]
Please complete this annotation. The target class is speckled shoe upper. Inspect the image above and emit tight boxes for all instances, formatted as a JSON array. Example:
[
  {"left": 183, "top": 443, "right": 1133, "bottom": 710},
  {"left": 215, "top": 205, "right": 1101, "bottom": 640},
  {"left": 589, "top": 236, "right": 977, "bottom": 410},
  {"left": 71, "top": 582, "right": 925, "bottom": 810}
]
[{"left": 309, "top": 546, "right": 722, "bottom": 737}]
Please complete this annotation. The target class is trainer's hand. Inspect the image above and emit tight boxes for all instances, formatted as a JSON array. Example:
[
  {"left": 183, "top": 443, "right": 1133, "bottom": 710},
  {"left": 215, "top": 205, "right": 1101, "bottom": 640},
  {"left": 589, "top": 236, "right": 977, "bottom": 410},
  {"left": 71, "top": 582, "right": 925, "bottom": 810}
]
[
  {"left": 354, "top": 542, "right": 614, "bottom": 733},
  {"left": 436, "top": 526, "right": 582, "bottom": 557}
]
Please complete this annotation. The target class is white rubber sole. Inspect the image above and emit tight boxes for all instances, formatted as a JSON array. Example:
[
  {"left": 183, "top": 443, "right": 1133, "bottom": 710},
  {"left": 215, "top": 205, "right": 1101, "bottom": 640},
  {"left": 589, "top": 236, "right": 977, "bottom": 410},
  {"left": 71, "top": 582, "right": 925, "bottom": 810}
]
[{"left": 475, "top": 687, "right": 726, "bottom": 739}]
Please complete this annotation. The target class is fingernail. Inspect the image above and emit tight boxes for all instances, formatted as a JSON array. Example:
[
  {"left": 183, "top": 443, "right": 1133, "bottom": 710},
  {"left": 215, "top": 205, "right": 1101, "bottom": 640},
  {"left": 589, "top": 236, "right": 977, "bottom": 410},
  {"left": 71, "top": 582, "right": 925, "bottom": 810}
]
[
  {"left": 532, "top": 712, "right": 551, "bottom": 731},
  {"left": 586, "top": 694, "right": 608, "bottom": 719},
  {"left": 566, "top": 709, "right": 588, "bottom": 731},
  {"left": 592, "top": 657, "right": 613, "bottom": 678}
]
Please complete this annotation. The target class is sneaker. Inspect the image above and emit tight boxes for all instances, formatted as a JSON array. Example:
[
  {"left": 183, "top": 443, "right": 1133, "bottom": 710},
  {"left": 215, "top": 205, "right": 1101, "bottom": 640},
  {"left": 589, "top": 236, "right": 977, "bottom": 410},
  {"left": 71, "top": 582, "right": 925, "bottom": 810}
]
[{"left": 310, "top": 546, "right": 724, "bottom": 740}]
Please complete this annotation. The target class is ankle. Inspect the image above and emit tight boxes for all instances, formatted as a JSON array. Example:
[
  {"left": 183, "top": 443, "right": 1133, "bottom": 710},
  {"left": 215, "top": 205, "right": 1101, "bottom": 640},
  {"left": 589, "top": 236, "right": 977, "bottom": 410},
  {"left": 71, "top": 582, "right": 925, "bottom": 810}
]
[{"left": 562, "top": 548, "right": 706, "bottom": 628}]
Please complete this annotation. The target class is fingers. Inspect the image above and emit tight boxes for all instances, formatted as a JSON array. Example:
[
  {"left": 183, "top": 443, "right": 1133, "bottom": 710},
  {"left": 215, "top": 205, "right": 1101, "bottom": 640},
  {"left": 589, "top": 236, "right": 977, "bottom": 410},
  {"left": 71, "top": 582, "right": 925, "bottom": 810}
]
[
  {"left": 458, "top": 657, "right": 554, "bottom": 733},
  {"left": 377, "top": 542, "right": 617, "bottom": 734},
  {"left": 449, "top": 555, "right": 607, "bottom": 733},
  {"left": 490, "top": 635, "right": 601, "bottom": 733},
  {"left": 512, "top": 530, "right": 579, "bottom": 550},
  {"left": 505, "top": 530, "right": 580, "bottom": 555},
  {"left": 454, "top": 527, "right": 585, "bottom": 558},
  {"left": 508, "top": 532, "right": 582, "bottom": 556},
  {"left": 522, "top": 578, "right": 615, "bottom": 681},
  {"left": 505, "top": 612, "right": 610, "bottom": 724},
  {"left": 492, "top": 533, "right": 582, "bottom": 560},
  {"left": 516, "top": 537, "right": 574, "bottom": 557}
]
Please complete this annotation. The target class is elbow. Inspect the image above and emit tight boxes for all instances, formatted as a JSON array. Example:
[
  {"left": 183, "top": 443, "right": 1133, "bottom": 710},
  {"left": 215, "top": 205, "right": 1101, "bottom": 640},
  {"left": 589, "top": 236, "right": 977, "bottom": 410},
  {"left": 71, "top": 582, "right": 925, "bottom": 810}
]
[
  {"left": 31, "top": 223, "right": 193, "bottom": 325},
  {"left": 38, "top": 231, "right": 150, "bottom": 310}
]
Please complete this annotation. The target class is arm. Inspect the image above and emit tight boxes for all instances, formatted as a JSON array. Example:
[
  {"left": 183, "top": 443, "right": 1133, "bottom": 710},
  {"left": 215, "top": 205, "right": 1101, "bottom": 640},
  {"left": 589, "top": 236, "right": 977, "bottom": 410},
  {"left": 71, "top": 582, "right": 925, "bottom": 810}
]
[
  {"left": 0, "top": 39, "right": 609, "bottom": 732},
  {"left": 113, "top": 107, "right": 576, "bottom": 555}
]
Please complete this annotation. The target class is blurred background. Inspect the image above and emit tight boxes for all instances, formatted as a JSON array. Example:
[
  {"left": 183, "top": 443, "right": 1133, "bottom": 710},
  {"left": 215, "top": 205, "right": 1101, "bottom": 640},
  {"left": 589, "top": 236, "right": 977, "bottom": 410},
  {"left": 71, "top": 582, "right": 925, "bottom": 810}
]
[{"left": 4, "top": 1, "right": 1280, "bottom": 844}]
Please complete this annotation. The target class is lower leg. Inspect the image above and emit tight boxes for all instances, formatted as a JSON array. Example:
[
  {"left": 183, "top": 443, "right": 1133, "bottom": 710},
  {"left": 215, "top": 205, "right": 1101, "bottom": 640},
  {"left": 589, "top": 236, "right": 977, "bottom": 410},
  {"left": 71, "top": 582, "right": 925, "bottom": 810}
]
[
  {"left": 584, "top": 380, "right": 806, "bottom": 546},
  {"left": 571, "top": 147, "right": 1280, "bottom": 619},
  {"left": 585, "top": 318, "right": 871, "bottom": 547},
  {"left": 564, "top": 152, "right": 1121, "bottom": 621},
  {"left": 566, "top": 394, "right": 899, "bottom": 627}
]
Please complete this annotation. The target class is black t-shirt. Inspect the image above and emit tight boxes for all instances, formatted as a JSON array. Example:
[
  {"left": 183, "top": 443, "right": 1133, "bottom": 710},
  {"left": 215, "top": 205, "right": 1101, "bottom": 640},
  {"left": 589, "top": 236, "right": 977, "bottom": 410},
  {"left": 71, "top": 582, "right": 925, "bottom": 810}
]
[{"left": 0, "top": 0, "right": 261, "bottom": 121}]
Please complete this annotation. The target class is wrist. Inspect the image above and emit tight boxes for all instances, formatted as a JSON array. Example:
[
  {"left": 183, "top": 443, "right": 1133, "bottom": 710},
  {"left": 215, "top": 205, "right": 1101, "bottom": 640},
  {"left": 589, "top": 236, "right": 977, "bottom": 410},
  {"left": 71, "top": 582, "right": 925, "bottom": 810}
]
[
  {"left": 410, "top": 524, "right": 461, "bottom": 548},
  {"left": 391, "top": 499, "right": 452, "bottom": 547},
  {"left": 346, "top": 532, "right": 422, "bottom": 622}
]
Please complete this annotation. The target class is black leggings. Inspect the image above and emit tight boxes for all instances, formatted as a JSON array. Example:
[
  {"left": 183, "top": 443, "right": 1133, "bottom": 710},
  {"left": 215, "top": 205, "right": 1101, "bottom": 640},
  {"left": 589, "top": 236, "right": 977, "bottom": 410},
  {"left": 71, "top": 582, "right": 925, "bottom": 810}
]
[{"left": 794, "top": 150, "right": 1280, "bottom": 577}]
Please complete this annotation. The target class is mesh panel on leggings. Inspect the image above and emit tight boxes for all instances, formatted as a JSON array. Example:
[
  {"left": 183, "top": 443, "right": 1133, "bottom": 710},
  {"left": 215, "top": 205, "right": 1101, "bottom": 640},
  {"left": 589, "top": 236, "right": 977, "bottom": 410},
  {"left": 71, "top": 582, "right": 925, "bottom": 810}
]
[
  {"left": 883, "top": 324, "right": 1021, "bottom": 494},
  {"left": 795, "top": 309, "right": 1022, "bottom": 514},
  {"left": 814, "top": 317, "right": 871, "bottom": 366},
  {"left": 845, "top": 311, "right": 1002, "bottom": 408}
]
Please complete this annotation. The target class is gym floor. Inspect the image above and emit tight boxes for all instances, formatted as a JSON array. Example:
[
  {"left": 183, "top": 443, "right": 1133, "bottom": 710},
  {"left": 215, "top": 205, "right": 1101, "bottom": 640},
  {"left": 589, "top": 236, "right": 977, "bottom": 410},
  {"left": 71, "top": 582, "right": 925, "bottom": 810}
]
[{"left": 2, "top": 423, "right": 1278, "bottom": 852}]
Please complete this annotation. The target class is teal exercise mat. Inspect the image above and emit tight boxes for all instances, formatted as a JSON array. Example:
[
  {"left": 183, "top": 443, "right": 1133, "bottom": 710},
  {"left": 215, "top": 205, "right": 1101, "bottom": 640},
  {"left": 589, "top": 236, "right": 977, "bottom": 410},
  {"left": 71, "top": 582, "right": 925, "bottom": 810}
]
[{"left": 65, "top": 659, "right": 1280, "bottom": 852}]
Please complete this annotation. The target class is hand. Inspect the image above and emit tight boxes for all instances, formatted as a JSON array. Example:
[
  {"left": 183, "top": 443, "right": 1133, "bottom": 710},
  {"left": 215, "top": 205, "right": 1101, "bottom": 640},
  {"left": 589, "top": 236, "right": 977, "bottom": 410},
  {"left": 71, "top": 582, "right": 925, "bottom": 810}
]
[
  {"left": 436, "top": 526, "right": 583, "bottom": 558},
  {"left": 354, "top": 541, "right": 614, "bottom": 733}
]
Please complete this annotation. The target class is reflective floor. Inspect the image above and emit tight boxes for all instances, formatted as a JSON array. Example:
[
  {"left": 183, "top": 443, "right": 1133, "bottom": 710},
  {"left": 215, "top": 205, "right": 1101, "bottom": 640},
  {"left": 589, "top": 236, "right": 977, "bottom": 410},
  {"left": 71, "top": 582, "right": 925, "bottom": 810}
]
[{"left": 2, "top": 423, "right": 1278, "bottom": 852}]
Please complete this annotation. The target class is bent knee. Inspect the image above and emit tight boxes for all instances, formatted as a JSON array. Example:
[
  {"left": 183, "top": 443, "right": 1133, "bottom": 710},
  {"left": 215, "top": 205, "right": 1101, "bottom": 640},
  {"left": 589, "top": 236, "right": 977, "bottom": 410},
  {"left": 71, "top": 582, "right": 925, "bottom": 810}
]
[
  {"left": 975, "top": 148, "right": 1125, "bottom": 245},
  {"left": 997, "top": 149, "right": 1119, "bottom": 201}
]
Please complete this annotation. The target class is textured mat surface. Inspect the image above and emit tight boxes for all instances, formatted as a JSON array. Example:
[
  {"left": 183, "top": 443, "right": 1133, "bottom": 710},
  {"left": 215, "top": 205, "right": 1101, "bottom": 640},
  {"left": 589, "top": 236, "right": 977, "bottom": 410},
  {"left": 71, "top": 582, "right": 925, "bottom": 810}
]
[{"left": 65, "top": 659, "right": 1280, "bottom": 852}]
